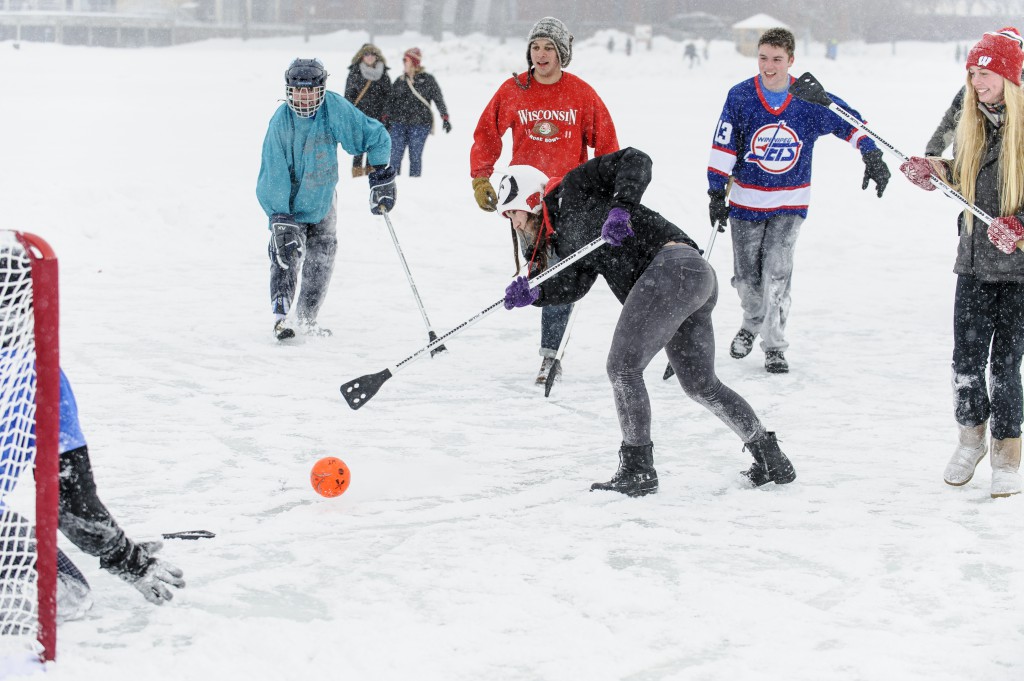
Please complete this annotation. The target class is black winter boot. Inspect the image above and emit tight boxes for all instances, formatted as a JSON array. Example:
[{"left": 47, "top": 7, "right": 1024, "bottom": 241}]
[
  {"left": 591, "top": 443, "right": 659, "bottom": 497},
  {"left": 741, "top": 431, "right": 796, "bottom": 486}
]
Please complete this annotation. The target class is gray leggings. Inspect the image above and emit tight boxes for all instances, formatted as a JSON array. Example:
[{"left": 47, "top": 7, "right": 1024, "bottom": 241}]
[{"left": 607, "top": 244, "right": 766, "bottom": 446}]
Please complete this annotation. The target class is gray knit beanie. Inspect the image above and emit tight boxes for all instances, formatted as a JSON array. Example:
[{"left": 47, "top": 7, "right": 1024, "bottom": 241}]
[{"left": 526, "top": 16, "right": 573, "bottom": 68}]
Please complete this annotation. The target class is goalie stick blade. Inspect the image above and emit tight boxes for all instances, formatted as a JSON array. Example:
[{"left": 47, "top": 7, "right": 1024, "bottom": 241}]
[
  {"left": 663, "top": 362, "right": 675, "bottom": 381},
  {"left": 162, "top": 530, "right": 216, "bottom": 540},
  {"left": 789, "top": 72, "right": 834, "bottom": 107},
  {"left": 341, "top": 368, "right": 393, "bottom": 410}
]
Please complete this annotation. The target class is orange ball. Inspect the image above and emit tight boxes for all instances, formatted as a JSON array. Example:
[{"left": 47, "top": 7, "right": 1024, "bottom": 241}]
[{"left": 310, "top": 457, "right": 351, "bottom": 497}]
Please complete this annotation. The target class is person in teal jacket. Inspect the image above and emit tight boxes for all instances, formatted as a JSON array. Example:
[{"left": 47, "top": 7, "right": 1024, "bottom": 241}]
[{"left": 257, "top": 58, "right": 396, "bottom": 341}]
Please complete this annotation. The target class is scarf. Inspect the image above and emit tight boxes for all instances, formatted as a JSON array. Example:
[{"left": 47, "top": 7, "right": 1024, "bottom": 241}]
[{"left": 359, "top": 61, "right": 385, "bottom": 82}]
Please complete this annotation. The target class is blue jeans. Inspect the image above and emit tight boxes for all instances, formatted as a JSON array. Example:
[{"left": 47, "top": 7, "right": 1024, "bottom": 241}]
[
  {"left": 952, "top": 275, "right": 1024, "bottom": 439},
  {"left": 389, "top": 123, "right": 431, "bottom": 177}
]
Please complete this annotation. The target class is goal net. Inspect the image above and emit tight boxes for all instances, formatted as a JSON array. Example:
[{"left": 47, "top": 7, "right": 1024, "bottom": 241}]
[{"left": 0, "top": 232, "right": 59, "bottom": 663}]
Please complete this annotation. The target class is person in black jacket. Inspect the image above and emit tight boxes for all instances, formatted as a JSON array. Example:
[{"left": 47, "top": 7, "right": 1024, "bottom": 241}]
[
  {"left": 345, "top": 44, "right": 391, "bottom": 177},
  {"left": 497, "top": 148, "right": 796, "bottom": 497},
  {"left": 901, "top": 27, "right": 1024, "bottom": 498},
  {"left": 383, "top": 47, "right": 450, "bottom": 177}
]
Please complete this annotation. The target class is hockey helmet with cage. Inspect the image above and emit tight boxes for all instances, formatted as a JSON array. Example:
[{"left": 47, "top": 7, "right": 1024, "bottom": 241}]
[
  {"left": 496, "top": 165, "right": 549, "bottom": 217},
  {"left": 285, "top": 58, "right": 329, "bottom": 118}
]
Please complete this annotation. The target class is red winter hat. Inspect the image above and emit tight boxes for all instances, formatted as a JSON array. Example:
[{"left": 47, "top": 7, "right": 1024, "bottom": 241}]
[
  {"left": 966, "top": 27, "right": 1024, "bottom": 86},
  {"left": 403, "top": 47, "right": 422, "bottom": 67}
]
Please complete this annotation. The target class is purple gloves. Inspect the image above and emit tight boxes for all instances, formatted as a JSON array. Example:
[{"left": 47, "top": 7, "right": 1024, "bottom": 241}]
[
  {"left": 899, "top": 156, "right": 937, "bottom": 191},
  {"left": 503, "top": 276, "right": 539, "bottom": 310},
  {"left": 988, "top": 216, "right": 1024, "bottom": 255},
  {"left": 601, "top": 207, "right": 634, "bottom": 247}
]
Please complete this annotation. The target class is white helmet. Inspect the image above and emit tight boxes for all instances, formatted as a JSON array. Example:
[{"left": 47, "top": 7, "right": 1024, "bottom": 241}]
[{"left": 497, "top": 165, "right": 549, "bottom": 217}]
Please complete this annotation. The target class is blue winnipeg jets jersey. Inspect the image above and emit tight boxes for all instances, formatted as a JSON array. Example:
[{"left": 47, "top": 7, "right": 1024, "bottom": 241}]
[{"left": 707, "top": 76, "right": 876, "bottom": 222}]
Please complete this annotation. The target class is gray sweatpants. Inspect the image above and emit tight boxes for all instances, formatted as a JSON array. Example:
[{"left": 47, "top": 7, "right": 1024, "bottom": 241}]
[
  {"left": 608, "top": 244, "right": 766, "bottom": 447},
  {"left": 730, "top": 213, "right": 803, "bottom": 352},
  {"left": 269, "top": 199, "right": 338, "bottom": 323}
]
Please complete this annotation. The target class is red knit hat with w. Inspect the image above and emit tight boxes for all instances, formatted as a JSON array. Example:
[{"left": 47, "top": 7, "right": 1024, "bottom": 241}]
[{"left": 966, "top": 27, "right": 1024, "bottom": 86}]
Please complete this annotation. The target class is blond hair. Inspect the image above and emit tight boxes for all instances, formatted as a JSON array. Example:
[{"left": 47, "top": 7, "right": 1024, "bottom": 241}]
[{"left": 952, "top": 75, "right": 1024, "bottom": 232}]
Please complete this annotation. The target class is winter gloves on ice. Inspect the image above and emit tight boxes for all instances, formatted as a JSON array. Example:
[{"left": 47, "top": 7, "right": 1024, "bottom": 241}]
[
  {"left": 708, "top": 189, "right": 729, "bottom": 228},
  {"left": 103, "top": 539, "right": 186, "bottom": 605},
  {"left": 58, "top": 446, "right": 186, "bottom": 605},
  {"left": 861, "top": 149, "right": 890, "bottom": 197},
  {"left": 368, "top": 165, "right": 398, "bottom": 215},
  {"left": 601, "top": 207, "right": 634, "bottom": 246},
  {"left": 473, "top": 177, "right": 498, "bottom": 212},
  {"left": 899, "top": 156, "right": 939, "bottom": 191},
  {"left": 504, "top": 275, "right": 539, "bottom": 309},
  {"left": 269, "top": 214, "right": 303, "bottom": 269},
  {"left": 988, "top": 216, "right": 1024, "bottom": 254}
]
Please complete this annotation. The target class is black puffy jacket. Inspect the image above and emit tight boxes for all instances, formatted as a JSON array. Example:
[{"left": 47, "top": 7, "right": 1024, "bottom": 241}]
[
  {"left": 344, "top": 63, "right": 391, "bottom": 122},
  {"left": 534, "top": 147, "right": 700, "bottom": 307}
]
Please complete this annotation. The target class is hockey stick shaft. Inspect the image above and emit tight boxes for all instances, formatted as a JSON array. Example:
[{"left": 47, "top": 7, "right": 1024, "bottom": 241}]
[
  {"left": 789, "top": 72, "right": 997, "bottom": 226},
  {"left": 544, "top": 301, "right": 580, "bottom": 397},
  {"left": 341, "top": 236, "right": 609, "bottom": 409},
  {"left": 381, "top": 210, "right": 442, "bottom": 334}
]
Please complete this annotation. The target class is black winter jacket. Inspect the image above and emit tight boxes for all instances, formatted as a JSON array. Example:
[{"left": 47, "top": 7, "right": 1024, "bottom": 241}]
[
  {"left": 344, "top": 63, "right": 391, "bottom": 121},
  {"left": 953, "top": 116, "right": 1024, "bottom": 283},
  {"left": 385, "top": 72, "right": 449, "bottom": 126},
  {"left": 534, "top": 147, "right": 700, "bottom": 307}
]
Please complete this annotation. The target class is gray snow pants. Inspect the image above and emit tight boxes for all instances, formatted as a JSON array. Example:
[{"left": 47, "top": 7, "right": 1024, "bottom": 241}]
[
  {"left": 269, "top": 199, "right": 338, "bottom": 322},
  {"left": 608, "top": 244, "right": 766, "bottom": 446},
  {"left": 730, "top": 213, "right": 803, "bottom": 352}
]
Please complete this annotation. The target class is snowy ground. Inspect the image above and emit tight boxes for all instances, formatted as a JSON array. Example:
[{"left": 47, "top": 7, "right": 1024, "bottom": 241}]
[{"left": 0, "top": 26, "right": 1022, "bottom": 681}]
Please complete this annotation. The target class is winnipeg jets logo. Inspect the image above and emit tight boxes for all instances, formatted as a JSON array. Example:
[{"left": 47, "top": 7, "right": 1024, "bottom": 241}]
[
  {"left": 532, "top": 121, "right": 560, "bottom": 137},
  {"left": 744, "top": 121, "right": 802, "bottom": 174}
]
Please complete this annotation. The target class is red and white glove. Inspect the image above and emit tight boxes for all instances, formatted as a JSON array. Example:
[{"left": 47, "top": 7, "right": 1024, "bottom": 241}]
[
  {"left": 987, "top": 216, "right": 1024, "bottom": 255},
  {"left": 899, "top": 156, "right": 937, "bottom": 191}
]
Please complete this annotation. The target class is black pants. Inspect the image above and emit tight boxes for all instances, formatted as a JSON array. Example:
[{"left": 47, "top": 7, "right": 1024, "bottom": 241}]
[
  {"left": 269, "top": 200, "right": 338, "bottom": 322},
  {"left": 607, "top": 244, "right": 765, "bottom": 446},
  {"left": 952, "top": 275, "right": 1024, "bottom": 439}
]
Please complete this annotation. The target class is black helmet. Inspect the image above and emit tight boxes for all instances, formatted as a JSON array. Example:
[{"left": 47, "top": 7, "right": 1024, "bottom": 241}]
[{"left": 284, "top": 58, "right": 328, "bottom": 118}]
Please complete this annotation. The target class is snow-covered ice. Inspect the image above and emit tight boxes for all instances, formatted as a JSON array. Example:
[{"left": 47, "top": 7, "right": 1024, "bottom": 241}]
[{"left": 0, "top": 27, "right": 1021, "bottom": 681}]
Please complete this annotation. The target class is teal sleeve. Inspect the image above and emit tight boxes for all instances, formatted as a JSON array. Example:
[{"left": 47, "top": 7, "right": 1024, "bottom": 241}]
[
  {"left": 256, "top": 112, "right": 295, "bottom": 218},
  {"left": 325, "top": 93, "right": 392, "bottom": 168}
]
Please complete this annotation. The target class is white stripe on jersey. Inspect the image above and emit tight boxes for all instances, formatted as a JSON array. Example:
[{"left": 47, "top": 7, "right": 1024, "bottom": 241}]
[{"left": 729, "top": 182, "right": 811, "bottom": 212}]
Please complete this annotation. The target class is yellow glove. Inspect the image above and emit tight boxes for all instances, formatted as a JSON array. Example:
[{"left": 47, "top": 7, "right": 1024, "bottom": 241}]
[{"left": 472, "top": 177, "right": 498, "bottom": 212}]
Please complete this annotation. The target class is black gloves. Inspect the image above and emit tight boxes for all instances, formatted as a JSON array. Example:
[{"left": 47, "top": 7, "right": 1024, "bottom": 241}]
[
  {"left": 862, "top": 149, "right": 890, "bottom": 198},
  {"left": 269, "top": 214, "right": 303, "bottom": 269},
  {"left": 442, "top": 115, "right": 452, "bottom": 134},
  {"left": 368, "top": 166, "right": 398, "bottom": 215},
  {"left": 708, "top": 189, "right": 729, "bottom": 230}
]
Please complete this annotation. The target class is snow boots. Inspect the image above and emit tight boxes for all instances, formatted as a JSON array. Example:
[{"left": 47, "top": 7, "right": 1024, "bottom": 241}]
[
  {"left": 274, "top": 319, "right": 295, "bottom": 341},
  {"left": 990, "top": 436, "right": 1022, "bottom": 499},
  {"left": 591, "top": 443, "right": 659, "bottom": 497},
  {"left": 536, "top": 357, "right": 561, "bottom": 385},
  {"left": 943, "top": 423, "right": 987, "bottom": 486},
  {"left": 764, "top": 350, "right": 789, "bottom": 374},
  {"left": 730, "top": 329, "right": 755, "bottom": 359},
  {"left": 742, "top": 431, "right": 796, "bottom": 486}
]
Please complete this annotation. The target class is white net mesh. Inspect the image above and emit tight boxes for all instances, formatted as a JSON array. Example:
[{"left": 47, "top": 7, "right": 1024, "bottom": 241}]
[{"left": 0, "top": 233, "right": 41, "bottom": 656}]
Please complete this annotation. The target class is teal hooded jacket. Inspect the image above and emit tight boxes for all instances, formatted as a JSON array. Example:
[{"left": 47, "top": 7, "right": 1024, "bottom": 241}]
[{"left": 257, "top": 91, "right": 391, "bottom": 224}]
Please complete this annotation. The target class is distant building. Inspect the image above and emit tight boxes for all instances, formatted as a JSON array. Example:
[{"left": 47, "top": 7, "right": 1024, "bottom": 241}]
[{"left": 732, "top": 13, "right": 788, "bottom": 57}]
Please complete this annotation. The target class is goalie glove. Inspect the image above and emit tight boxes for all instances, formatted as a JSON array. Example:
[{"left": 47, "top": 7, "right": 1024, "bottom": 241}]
[
  {"left": 102, "top": 538, "right": 185, "bottom": 605},
  {"left": 269, "top": 214, "right": 303, "bottom": 269}
]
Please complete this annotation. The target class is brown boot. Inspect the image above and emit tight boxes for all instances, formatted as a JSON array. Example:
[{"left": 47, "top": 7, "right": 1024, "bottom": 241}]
[
  {"left": 943, "top": 423, "right": 987, "bottom": 486},
  {"left": 352, "top": 166, "right": 365, "bottom": 178},
  {"left": 990, "top": 437, "right": 1022, "bottom": 498}
]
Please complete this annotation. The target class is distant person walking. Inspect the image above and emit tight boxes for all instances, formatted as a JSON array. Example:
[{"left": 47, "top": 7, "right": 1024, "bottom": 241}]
[
  {"left": 344, "top": 43, "right": 391, "bottom": 177},
  {"left": 684, "top": 42, "right": 700, "bottom": 68},
  {"left": 384, "top": 48, "right": 451, "bottom": 178}
]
